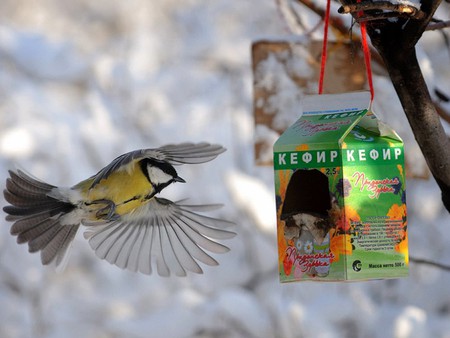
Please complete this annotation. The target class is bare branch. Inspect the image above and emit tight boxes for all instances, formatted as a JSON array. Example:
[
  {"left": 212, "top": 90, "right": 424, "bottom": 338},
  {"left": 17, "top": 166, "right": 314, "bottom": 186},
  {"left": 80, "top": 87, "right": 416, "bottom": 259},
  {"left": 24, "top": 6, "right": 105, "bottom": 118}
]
[
  {"left": 426, "top": 19, "right": 450, "bottom": 31},
  {"left": 434, "top": 101, "right": 450, "bottom": 125},
  {"left": 410, "top": 257, "right": 450, "bottom": 272},
  {"left": 275, "top": 0, "right": 307, "bottom": 33},
  {"left": 294, "top": 0, "right": 386, "bottom": 67},
  {"left": 294, "top": 0, "right": 350, "bottom": 35}
]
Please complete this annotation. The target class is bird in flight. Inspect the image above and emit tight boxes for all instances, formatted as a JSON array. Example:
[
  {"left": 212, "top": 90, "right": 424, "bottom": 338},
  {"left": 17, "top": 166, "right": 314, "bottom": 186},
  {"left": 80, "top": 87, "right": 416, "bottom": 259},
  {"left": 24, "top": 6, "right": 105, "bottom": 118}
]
[{"left": 3, "top": 142, "right": 235, "bottom": 276}]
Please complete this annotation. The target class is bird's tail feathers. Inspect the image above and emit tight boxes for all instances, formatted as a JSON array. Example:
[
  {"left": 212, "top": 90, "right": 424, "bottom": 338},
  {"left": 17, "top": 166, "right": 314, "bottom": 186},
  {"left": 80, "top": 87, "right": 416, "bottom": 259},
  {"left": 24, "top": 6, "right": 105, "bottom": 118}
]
[{"left": 3, "top": 169, "right": 80, "bottom": 268}]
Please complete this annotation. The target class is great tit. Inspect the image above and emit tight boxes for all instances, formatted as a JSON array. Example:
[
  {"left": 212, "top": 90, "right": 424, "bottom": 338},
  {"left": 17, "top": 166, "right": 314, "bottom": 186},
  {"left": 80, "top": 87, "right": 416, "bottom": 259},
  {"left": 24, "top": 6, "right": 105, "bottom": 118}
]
[{"left": 3, "top": 142, "right": 235, "bottom": 276}]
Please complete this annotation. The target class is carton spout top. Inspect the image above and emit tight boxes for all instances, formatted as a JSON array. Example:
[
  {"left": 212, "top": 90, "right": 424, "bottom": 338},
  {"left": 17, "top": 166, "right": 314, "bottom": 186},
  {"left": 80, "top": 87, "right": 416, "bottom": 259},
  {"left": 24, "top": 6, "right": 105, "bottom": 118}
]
[
  {"left": 302, "top": 91, "right": 371, "bottom": 116},
  {"left": 274, "top": 91, "right": 373, "bottom": 149}
]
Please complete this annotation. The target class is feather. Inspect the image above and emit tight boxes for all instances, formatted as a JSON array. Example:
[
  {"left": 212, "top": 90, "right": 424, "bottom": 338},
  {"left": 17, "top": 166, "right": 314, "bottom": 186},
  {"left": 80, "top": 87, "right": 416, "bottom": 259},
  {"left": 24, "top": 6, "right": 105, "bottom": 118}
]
[
  {"left": 4, "top": 189, "right": 62, "bottom": 208},
  {"left": 87, "top": 142, "right": 226, "bottom": 189},
  {"left": 4, "top": 169, "right": 80, "bottom": 270},
  {"left": 159, "top": 217, "right": 186, "bottom": 277},
  {"left": 173, "top": 215, "right": 230, "bottom": 254},
  {"left": 168, "top": 215, "right": 220, "bottom": 264},
  {"left": 10, "top": 211, "right": 53, "bottom": 235},
  {"left": 173, "top": 203, "right": 223, "bottom": 212},
  {"left": 124, "top": 222, "right": 147, "bottom": 272},
  {"left": 6, "top": 179, "right": 48, "bottom": 199},
  {"left": 40, "top": 224, "right": 79, "bottom": 265},
  {"left": 84, "top": 197, "right": 235, "bottom": 276},
  {"left": 55, "top": 225, "right": 79, "bottom": 269},
  {"left": 153, "top": 223, "right": 170, "bottom": 277},
  {"left": 138, "top": 223, "right": 154, "bottom": 274},
  {"left": 9, "top": 170, "right": 56, "bottom": 193},
  {"left": 179, "top": 211, "right": 236, "bottom": 239},
  {"left": 26, "top": 218, "right": 62, "bottom": 251},
  {"left": 115, "top": 223, "right": 141, "bottom": 270},
  {"left": 158, "top": 143, "right": 226, "bottom": 164},
  {"left": 165, "top": 219, "right": 204, "bottom": 273},
  {"left": 90, "top": 222, "right": 128, "bottom": 260}
]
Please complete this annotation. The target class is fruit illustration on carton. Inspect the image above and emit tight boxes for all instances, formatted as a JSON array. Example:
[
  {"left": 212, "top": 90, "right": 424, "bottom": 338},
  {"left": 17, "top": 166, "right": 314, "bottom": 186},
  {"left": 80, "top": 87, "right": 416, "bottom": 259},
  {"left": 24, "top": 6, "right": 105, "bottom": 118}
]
[{"left": 274, "top": 91, "right": 408, "bottom": 282}]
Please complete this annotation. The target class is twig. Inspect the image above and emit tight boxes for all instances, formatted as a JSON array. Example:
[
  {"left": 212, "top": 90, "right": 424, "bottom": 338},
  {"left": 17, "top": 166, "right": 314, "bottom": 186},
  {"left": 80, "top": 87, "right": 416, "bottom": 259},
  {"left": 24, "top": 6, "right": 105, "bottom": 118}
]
[
  {"left": 294, "top": 0, "right": 386, "bottom": 67},
  {"left": 294, "top": 0, "right": 349, "bottom": 36},
  {"left": 426, "top": 19, "right": 450, "bottom": 31},
  {"left": 410, "top": 256, "right": 450, "bottom": 272},
  {"left": 434, "top": 101, "right": 450, "bottom": 124},
  {"left": 275, "top": 0, "right": 307, "bottom": 33}
]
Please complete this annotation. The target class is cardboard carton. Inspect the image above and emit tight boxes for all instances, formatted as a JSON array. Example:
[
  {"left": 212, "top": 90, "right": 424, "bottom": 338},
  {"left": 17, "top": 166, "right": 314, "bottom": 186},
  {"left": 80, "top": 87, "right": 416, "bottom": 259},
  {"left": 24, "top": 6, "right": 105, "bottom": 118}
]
[{"left": 274, "top": 91, "right": 408, "bottom": 281}]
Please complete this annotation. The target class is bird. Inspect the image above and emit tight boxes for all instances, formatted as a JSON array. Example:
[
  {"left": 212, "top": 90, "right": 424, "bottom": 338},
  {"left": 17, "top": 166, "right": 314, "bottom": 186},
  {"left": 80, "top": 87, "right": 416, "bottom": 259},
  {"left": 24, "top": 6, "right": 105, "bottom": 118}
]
[{"left": 3, "top": 142, "right": 235, "bottom": 276}]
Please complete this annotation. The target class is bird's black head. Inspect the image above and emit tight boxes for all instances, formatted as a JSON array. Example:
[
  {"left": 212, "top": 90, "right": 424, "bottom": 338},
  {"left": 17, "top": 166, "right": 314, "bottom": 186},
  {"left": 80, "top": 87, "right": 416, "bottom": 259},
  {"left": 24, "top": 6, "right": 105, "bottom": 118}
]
[{"left": 140, "top": 158, "right": 185, "bottom": 193}]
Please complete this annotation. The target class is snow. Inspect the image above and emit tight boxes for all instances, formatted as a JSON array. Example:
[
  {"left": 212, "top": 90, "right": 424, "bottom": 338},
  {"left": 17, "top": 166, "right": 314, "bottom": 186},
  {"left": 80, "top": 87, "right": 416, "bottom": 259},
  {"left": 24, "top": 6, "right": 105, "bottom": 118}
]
[{"left": 1, "top": 1, "right": 450, "bottom": 338}]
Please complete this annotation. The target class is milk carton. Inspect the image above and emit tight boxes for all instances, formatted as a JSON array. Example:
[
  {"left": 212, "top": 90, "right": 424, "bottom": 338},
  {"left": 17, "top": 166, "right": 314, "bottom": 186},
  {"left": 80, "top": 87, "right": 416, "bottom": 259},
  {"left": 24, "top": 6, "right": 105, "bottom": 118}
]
[{"left": 274, "top": 92, "right": 408, "bottom": 281}]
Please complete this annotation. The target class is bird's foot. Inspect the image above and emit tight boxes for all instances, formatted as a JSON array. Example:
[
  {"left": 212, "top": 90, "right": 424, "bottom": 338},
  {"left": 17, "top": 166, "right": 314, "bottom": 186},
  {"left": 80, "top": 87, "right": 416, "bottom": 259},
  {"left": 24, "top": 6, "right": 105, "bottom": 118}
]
[{"left": 85, "top": 199, "right": 118, "bottom": 221}]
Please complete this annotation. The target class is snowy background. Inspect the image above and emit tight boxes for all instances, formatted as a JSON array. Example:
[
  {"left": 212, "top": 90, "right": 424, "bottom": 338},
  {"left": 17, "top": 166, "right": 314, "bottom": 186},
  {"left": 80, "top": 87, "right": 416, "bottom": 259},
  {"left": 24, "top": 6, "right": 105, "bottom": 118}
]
[{"left": 1, "top": 1, "right": 450, "bottom": 337}]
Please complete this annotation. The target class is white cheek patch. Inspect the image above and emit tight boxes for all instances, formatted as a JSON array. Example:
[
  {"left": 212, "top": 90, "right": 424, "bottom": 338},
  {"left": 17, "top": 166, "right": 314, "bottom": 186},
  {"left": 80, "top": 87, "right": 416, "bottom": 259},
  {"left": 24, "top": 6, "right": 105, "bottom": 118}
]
[{"left": 147, "top": 166, "right": 172, "bottom": 186}]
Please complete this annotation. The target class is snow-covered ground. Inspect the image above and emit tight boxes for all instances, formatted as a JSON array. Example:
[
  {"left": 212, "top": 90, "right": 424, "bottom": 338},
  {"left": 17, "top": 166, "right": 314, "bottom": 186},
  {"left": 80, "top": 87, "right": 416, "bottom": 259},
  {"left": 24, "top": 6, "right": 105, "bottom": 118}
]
[{"left": 1, "top": 1, "right": 449, "bottom": 337}]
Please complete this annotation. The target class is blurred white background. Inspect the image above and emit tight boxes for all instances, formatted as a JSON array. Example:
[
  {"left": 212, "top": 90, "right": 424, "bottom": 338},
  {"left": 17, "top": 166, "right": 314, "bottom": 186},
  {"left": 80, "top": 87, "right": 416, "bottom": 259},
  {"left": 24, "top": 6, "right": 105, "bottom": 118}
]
[{"left": 0, "top": 1, "right": 449, "bottom": 337}]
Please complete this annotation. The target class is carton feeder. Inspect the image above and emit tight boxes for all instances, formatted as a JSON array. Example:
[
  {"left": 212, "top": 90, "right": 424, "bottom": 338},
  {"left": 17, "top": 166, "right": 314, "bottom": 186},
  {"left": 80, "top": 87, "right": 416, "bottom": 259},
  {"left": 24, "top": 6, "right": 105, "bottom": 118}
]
[{"left": 274, "top": 91, "right": 408, "bottom": 282}]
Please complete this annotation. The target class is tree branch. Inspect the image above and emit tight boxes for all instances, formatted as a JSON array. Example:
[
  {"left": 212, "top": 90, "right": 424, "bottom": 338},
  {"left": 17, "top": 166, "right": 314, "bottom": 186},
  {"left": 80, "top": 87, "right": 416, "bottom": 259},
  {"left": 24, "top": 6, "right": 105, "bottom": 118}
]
[
  {"left": 426, "top": 19, "right": 450, "bottom": 31},
  {"left": 410, "top": 256, "right": 450, "bottom": 272},
  {"left": 434, "top": 101, "right": 450, "bottom": 125},
  {"left": 434, "top": 88, "right": 450, "bottom": 124}
]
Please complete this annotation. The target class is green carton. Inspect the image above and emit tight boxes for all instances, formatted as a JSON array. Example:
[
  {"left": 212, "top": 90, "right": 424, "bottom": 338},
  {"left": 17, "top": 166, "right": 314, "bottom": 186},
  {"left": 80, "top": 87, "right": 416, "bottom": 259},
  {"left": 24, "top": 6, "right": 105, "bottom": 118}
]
[{"left": 274, "top": 92, "right": 408, "bottom": 282}]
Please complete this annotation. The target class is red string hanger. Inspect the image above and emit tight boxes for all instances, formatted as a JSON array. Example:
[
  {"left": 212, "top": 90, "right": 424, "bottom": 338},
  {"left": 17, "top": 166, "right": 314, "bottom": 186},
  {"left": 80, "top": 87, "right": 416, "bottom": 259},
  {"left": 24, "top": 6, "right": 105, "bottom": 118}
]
[
  {"left": 318, "top": 0, "right": 331, "bottom": 95},
  {"left": 318, "top": 0, "right": 375, "bottom": 102},
  {"left": 359, "top": 15, "right": 375, "bottom": 102}
]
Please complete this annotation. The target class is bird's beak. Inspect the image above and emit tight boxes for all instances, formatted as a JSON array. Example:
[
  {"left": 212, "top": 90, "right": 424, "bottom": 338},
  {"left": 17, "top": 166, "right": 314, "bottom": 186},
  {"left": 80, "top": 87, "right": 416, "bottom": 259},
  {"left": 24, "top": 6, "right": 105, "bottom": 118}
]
[{"left": 174, "top": 176, "right": 186, "bottom": 183}]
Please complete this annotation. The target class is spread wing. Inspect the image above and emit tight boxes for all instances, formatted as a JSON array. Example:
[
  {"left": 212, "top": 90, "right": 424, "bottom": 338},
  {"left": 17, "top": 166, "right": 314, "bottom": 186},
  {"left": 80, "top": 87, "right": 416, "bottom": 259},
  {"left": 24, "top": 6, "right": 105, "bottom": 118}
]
[
  {"left": 89, "top": 142, "right": 225, "bottom": 188},
  {"left": 83, "top": 197, "right": 235, "bottom": 276}
]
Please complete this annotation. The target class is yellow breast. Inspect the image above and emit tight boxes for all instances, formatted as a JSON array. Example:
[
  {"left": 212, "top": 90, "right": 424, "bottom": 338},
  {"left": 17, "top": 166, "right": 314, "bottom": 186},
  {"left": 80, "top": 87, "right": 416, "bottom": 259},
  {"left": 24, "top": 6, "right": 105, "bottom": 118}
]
[{"left": 75, "top": 165, "right": 154, "bottom": 217}]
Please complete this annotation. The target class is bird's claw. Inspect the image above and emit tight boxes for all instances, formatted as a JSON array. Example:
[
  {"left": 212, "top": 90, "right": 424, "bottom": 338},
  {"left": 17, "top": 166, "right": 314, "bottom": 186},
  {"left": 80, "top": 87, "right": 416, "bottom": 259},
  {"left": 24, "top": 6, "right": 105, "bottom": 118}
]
[{"left": 85, "top": 199, "right": 118, "bottom": 221}]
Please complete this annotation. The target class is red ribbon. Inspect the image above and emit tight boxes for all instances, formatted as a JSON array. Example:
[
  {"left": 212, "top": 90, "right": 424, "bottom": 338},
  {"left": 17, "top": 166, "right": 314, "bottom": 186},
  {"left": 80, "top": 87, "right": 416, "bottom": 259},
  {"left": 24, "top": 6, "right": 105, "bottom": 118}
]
[
  {"left": 318, "top": 0, "right": 331, "bottom": 95},
  {"left": 318, "top": 0, "right": 375, "bottom": 102},
  {"left": 359, "top": 21, "right": 374, "bottom": 102}
]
